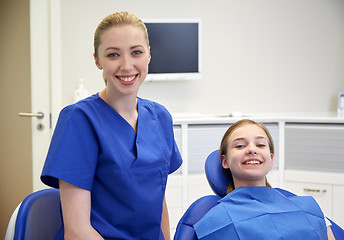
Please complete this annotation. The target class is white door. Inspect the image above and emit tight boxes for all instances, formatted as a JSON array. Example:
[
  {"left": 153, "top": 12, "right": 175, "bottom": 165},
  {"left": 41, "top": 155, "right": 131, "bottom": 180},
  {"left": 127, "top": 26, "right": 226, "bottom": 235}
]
[{"left": 29, "top": 0, "right": 62, "bottom": 191}]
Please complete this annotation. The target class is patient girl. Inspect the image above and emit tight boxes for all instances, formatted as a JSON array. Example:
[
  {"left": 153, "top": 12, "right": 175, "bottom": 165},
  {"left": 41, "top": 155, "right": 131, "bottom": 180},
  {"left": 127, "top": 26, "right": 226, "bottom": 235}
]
[{"left": 194, "top": 119, "right": 335, "bottom": 240}]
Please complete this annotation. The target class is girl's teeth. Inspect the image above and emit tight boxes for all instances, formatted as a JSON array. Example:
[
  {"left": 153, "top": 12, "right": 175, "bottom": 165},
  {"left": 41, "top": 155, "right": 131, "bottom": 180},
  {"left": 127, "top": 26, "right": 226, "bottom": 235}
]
[{"left": 244, "top": 160, "right": 261, "bottom": 165}]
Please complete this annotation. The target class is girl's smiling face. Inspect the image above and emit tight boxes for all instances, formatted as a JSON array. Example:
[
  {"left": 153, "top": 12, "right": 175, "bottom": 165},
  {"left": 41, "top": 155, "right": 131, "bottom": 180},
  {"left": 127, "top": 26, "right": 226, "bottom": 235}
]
[
  {"left": 95, "top": 24, "right": 151, "bottom": 97},
  {"left": 221, "top": 124, "right": 274, "bottom": 188}
]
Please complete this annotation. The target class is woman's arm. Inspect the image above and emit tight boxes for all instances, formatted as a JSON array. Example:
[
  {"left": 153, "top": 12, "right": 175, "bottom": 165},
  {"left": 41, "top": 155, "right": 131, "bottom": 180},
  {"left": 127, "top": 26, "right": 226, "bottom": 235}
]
[
  {"left": 161, "top": 195, "right": 171, "bottom": 240},
  {"left": 327, "top": 226, "right": 336, "bottom": 240},
  {"left": 59, "top": 180, "right": 104, "bottom": 240}
]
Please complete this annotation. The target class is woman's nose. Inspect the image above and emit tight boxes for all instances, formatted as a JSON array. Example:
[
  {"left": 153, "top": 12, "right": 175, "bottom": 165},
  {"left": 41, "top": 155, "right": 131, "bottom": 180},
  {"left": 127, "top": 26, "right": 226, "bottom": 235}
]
[{"left": 120, "top": 55, "right": 133, "bottom": 71}]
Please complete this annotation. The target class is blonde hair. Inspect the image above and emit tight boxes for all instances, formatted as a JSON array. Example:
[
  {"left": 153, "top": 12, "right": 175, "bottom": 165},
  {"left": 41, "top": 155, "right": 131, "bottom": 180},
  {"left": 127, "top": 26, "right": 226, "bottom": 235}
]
[
  {"left": 220, "top": 119, "right": 274, "bottom": 194},
  {"left": 94, "top": 11, "right": 150, "bottom": 59}
]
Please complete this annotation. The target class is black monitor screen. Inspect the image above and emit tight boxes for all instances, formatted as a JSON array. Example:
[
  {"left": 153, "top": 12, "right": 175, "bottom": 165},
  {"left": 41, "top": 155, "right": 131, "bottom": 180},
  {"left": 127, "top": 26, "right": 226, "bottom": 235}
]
[{"left": 146, "top": 22, "right": 199, "bottom": 74}]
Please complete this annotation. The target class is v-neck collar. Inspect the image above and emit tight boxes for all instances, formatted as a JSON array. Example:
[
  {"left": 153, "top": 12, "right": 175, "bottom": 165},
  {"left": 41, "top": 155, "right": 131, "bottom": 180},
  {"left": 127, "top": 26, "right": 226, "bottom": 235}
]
[{"left": 97, "top": 92, "right": 140, "bottom": 135}]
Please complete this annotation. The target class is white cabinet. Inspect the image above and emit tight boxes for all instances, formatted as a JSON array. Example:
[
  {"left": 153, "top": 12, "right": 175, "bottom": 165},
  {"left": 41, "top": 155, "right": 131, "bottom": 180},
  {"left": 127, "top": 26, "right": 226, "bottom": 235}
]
[
  {"left": 333, "top": 185, "right": 344, "bottom": 228},
  {"left": 284, "top": 123, "right": 344, "bottom": 228},
  {"left": 284, "top": 169, "right": 344, "bottom": 228},
  {"left": 284, "top": 180, "right": 333, "bottom": 218}
]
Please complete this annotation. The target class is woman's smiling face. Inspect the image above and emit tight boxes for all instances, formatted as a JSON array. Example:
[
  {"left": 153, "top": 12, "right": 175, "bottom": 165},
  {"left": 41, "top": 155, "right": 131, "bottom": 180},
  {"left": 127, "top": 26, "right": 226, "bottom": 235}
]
[
  {"left": 95, "top": 24, "right": 151, "bottom": 97},
  {"left": 221, "top": 123, "right": 274, "bottom": 188}
]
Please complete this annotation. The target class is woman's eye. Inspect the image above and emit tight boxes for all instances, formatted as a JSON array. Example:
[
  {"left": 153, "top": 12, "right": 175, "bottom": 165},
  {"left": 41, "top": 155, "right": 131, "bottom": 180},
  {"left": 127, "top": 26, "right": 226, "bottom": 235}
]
[
  {"left": 108, "top": 53, "right": 119, "bottom": 58},
  {"left": 132, "top": 50, "right": 143, "bottom": 55},
  {"left": 235, "top": 144, "right": 245, "bottom": 149}
]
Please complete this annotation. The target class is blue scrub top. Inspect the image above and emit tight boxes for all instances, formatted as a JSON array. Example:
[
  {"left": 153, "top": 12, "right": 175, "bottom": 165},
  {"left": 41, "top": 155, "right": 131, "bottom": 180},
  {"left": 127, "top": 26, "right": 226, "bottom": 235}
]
[
  {"left": 41, "top": 93, "right": 182, "bottom": 239},
  {"left": 194, "top": 187, "right": 327, "bottom": 240}
]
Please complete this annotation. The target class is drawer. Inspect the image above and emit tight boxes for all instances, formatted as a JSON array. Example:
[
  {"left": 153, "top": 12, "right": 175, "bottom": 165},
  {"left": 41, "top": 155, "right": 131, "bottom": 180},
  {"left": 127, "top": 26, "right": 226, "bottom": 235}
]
[{"left": 284, "top": 181, "right": 332, "bottom": 219}]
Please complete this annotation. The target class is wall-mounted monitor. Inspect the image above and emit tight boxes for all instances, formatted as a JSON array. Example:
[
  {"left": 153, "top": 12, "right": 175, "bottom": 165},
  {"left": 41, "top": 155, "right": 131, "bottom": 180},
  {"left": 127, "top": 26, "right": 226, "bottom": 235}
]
[{"left": 143, "top": 19, "right": 202, "bottom": 81}]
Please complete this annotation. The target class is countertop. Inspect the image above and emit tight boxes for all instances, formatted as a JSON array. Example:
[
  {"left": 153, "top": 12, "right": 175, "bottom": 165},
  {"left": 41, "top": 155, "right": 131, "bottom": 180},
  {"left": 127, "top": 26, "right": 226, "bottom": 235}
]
[{"left": 172, "top": 112, "right": 344, "bottom": 124}]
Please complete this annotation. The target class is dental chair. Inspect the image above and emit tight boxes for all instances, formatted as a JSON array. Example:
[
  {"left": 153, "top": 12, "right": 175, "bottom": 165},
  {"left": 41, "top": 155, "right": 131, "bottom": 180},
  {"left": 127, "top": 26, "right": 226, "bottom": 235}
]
[
  {"left": 173, "top": 150, "right": 344, "bottom": 240},
  {"left": 5, "top": 188, "right": 62, "bottom": 240}
]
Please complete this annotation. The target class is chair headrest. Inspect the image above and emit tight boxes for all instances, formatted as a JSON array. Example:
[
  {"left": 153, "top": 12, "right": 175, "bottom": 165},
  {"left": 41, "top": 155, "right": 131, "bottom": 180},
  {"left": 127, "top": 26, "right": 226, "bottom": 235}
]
[{"left": 205, "top": 149, "right": 231, "bottom": 197}]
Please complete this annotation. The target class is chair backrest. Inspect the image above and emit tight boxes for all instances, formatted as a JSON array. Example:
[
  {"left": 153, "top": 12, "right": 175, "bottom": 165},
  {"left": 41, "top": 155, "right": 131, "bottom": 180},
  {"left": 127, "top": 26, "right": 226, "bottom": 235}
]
[
  {"left": 7, "top": 188, "right": 62, "bottom": 240},
  {"left": 173, "top": 150, "right": 227, "bottom": 240},
  {"left": 204, "top": 149, "right": 230, "bottom": 197},
  {"left": 174, "top": 149, "right": 344, "bottom": 240}
]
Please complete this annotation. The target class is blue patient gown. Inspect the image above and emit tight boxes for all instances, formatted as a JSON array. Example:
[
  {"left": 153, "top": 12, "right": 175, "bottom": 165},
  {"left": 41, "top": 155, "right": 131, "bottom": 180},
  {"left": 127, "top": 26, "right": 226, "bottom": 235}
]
[
  {"left": 41, "top": 94, "right": 182, "bottom": 240},
  {"left": 194, "top": 187, "right": 327, "bottom": 240}
]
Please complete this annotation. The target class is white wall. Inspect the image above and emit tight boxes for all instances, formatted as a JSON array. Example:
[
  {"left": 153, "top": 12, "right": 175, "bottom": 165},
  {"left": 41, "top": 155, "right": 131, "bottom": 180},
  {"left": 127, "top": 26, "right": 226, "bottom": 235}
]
[{"left": 60, "top": 0, "right": 344, "bottom": 115}]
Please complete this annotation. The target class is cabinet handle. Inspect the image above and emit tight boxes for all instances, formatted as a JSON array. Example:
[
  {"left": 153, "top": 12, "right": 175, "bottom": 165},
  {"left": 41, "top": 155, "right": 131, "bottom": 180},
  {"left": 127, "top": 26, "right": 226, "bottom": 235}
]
[{"left": 303, "top": 188, "right": 327, "bottom": 193}]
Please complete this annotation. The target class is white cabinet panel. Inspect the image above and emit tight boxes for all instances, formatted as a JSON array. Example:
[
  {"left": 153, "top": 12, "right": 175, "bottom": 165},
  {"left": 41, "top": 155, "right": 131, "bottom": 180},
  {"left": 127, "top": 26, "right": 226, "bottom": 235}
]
[
  {"left": 165, "top": 173, "right": 183, "bottom": 237},
  {"left": 284, "top": 181, "right": 333, "bottom": 219},
  {"left": 187, "top": 174, "right": 214, "bottom": 207},
  {"left": 285, "top": 124, "right": 344, "bottom": 172},
  {"left": 173, "top": 125, "right": 182, "bottom": 152},
  {"left": 166, "top": 174, "right": 182, "bottom": 208},
  {"left": 188, "top": 124, "right": 229, "bottom": 173},
  {"left": 333, "top": 185, "right": 344, "bottom": 228},
  {"left": 264, "top": 123, "right": 280, "bottom": 170}
]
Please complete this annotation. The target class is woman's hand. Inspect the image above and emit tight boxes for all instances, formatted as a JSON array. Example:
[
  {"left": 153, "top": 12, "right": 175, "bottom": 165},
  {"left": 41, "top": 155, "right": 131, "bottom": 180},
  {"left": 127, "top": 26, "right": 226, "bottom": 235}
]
[
  {"left": 161, "top": 196, "right": 171, "bottom": 240},
  {"left": 59, "top": 180, "right": 104, "bottom": 240}
]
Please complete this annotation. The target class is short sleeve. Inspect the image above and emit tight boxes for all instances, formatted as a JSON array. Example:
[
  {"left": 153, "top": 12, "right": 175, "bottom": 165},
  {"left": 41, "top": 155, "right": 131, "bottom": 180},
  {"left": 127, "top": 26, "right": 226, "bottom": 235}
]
[
  {"left": 151, "top": 101, "right": 183, "bottom": 174},
  {"left": 41, "top": 105, "right": 99, "bottom": 190}
]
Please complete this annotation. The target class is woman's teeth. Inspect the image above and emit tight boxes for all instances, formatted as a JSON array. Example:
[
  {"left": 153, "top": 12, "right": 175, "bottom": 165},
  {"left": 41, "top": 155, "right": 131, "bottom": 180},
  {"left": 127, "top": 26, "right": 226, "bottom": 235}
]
[{"left": 119, "top": 76, "right": 135, "bottom": 82}]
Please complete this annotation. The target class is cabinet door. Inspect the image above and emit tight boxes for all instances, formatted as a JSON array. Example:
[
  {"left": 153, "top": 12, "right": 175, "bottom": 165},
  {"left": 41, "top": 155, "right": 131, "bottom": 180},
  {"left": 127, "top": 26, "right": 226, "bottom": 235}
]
[
  {"left": 333, "top": 185, "right": 344, "bottom": 228},
  {"left": 284, "top": 181, "right": 333, "bottom": 219},
  {"left": 187, "top": 173, "right": 214, "bottom": 206},
  {"left": 188, "top": 124, "right": 229, "bottom": 173},
  {"left": 165, "top": 174, "right": 183, "bottom": 237},
  {"left": 285, "top": 123, "right": 344, "bottom": 172}
]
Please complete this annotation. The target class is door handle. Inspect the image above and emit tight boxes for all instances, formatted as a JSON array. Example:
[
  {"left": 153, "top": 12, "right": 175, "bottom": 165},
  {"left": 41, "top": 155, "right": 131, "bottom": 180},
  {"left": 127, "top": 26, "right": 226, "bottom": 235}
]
[{"left": 18, "top": 112, "right": 44, "bottom": 119}]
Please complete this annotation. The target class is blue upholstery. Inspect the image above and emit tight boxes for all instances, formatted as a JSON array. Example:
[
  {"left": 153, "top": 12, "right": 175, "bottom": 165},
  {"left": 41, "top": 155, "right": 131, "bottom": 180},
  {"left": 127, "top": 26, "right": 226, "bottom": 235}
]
[
  {"left": 174, "top": 149, "right": 344, "bottom": 240},
  {"left": 204, "top": 149, "right": 230, "bottom": 197},
  {"left": 10, "top": 188, "right": 62, "bottom": 240},
  {"left": 173, "top": 195, "right": 220, "bottom": 240}
]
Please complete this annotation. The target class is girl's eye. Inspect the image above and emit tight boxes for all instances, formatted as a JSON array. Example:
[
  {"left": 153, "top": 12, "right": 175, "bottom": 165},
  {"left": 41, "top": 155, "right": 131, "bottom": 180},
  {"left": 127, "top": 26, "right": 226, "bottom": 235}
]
[
  {"left": 132, "top": 50, "right": 143, "bottom": 55},
  {"left": 235, "top": 144, "right": 245, "bottom": 149},
  {"left": 257, "top": 143, "right": 266, "bottom": 148}
]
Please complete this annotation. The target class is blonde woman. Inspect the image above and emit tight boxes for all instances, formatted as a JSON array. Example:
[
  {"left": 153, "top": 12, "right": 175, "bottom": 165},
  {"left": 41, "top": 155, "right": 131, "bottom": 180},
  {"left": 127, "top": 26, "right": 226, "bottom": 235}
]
[{"left": 41, "top": 12, "right": 182, "bottom": 240}]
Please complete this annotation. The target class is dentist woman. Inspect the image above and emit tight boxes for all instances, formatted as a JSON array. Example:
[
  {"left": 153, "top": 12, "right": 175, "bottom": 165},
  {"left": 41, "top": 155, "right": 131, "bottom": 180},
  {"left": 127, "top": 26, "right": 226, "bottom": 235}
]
[{"left": 41, "top": 11, "right": 182, "bottom": 240}]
